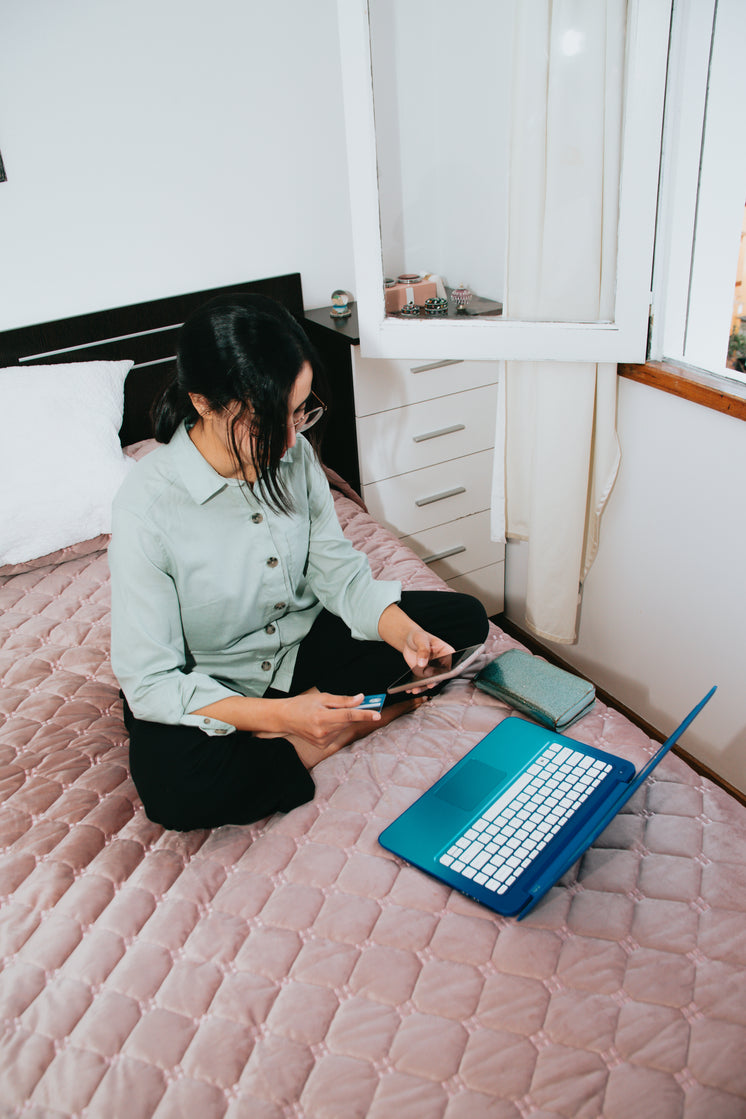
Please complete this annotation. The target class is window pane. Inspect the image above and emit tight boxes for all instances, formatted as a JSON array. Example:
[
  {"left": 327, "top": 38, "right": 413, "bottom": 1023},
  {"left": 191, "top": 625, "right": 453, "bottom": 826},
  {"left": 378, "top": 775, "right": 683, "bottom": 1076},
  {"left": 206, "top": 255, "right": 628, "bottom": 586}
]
[
  {"left": 654, "top": 0, "right": 746, "bottom": 383},
  {"left": 727, "top": 203, "right": 746, "bottom": 381},
  {"left": 369, "top": 0, "right": 511, "bottom": 316}
]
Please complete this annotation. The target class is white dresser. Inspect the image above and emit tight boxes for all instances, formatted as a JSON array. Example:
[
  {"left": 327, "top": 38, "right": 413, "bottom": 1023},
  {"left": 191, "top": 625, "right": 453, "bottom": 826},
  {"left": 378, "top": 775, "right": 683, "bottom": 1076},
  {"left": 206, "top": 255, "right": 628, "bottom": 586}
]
[{"left": 352, "top": 350, "right": 505, "bottom": 616}]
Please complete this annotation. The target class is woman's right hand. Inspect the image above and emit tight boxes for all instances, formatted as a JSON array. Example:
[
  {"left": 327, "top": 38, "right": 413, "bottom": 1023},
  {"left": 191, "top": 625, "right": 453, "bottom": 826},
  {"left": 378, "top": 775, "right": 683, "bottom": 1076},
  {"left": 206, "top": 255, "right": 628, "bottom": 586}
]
[
  {"left": 191, "top": 687, "right": 380, "bottom": 749},
  {"left": 279, "top": 688, "right": 381, "bottom": 750}
]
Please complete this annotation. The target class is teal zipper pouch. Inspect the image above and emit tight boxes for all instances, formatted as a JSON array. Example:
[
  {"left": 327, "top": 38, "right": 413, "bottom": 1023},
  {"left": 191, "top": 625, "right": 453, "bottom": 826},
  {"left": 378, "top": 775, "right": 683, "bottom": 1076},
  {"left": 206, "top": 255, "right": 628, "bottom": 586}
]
[{"left": 474, "top": 648, "right": 596, "bottom": 731}]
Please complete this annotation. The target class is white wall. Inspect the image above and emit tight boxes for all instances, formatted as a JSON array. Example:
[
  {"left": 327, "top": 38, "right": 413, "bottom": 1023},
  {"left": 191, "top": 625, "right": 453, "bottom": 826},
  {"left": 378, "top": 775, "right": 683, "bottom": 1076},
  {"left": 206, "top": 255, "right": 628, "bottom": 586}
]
[
  {"left": 0, "top": 0, "right": 355, "bottom": 329},
  {"left": 505, "top": 377, "right": 746, "bottom": 795}
]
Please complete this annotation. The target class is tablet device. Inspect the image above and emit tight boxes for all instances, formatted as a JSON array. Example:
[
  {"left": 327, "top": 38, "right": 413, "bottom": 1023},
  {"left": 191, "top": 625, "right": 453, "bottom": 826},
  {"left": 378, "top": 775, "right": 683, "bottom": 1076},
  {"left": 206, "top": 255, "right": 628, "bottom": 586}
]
[{"left": 387, "top": 643, "right": 485, "bottom": 695}]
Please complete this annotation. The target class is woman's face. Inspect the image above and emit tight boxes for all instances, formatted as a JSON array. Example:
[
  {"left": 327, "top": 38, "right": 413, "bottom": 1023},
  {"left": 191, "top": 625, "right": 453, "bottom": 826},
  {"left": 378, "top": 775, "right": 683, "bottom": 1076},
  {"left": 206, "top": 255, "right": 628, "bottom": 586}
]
[{"left": 189, "top": 362, "right": 314, "bottom": 479}]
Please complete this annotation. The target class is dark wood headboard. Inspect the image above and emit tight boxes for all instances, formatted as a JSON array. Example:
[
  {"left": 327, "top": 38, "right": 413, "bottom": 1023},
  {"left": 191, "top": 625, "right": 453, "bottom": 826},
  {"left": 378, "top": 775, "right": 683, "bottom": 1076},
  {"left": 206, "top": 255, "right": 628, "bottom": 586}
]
[{"left": 0, "top": 273, "right": 305, "bottom": 446}]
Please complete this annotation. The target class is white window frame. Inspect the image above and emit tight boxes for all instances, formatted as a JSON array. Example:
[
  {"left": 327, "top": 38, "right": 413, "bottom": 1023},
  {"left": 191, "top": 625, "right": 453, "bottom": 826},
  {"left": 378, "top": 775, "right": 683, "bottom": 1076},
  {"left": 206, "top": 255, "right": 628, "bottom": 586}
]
[
  {"left": 650, "top": 0, "right": 746, "bottom": 384},
  {"left": 337, "top": 0, "right": 671, "bottom": 362}
]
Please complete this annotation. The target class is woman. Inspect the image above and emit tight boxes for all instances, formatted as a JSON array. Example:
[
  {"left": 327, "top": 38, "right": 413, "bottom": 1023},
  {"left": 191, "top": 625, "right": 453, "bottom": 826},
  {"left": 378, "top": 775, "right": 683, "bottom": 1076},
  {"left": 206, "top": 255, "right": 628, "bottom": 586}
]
[{"left": 109, "top": 294, "right": 488, "bottom": 830}]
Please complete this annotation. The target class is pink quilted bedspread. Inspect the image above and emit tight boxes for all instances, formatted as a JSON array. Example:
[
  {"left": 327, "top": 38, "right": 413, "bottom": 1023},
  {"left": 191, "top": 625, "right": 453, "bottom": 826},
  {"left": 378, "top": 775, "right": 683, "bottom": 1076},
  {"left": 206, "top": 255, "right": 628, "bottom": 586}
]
[{"left": 1, "top": 493, "right": 746, "bottom": 1119}]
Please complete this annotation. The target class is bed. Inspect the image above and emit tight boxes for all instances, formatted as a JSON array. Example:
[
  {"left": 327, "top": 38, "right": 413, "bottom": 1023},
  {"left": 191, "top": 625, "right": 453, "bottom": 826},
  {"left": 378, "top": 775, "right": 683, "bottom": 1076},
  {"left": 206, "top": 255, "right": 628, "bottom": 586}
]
[{"left": 1, "top": 275, "right": 745, "bottom": 1119}]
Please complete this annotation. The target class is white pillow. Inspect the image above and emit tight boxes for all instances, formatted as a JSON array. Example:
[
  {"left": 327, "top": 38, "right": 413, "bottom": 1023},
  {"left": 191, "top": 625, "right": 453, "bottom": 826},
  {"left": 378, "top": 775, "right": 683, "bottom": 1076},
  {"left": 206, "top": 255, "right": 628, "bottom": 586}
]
[{"left": 0, "top": 360, "right": 135, "bottom": 565}]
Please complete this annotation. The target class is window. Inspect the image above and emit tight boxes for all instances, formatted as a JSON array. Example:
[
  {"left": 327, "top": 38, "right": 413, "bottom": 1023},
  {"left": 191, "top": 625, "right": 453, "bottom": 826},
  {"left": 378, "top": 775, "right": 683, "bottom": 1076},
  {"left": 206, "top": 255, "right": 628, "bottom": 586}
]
[
  {"left": 650, "top": 0, "right": 746, "bottom": 385},
  {"left": 337, "top": 0, "right": 672, "bottom": 362},
  {"left": 727, "top": 205, "right": 746, "bottom": 377}
]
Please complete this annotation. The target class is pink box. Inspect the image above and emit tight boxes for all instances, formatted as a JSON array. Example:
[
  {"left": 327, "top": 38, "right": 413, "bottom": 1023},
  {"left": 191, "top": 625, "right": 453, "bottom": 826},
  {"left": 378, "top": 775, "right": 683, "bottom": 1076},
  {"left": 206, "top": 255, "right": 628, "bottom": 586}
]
[{"left": 384, "top": 279, "right": 437, "bottom": 313}]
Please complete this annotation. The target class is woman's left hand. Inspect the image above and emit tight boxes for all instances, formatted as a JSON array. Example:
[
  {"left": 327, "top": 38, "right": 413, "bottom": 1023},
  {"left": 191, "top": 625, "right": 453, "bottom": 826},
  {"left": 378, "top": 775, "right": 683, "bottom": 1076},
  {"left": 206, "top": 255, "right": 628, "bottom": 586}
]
[
  {"left": 401, "top": 625, "right": 455, "bottom": 675},
  {"left": 377, "top": 603, "right": 455, "bottom": 687}
]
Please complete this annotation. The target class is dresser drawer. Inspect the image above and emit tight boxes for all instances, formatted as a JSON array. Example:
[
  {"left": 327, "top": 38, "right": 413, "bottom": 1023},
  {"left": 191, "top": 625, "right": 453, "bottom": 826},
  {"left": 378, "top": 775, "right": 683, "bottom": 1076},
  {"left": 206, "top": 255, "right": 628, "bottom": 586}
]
[
  {"left": 357, "top": 384, "right": 497, "bottom": 485},
  {"left": 446, "top": 562, "right": 505, "bottom": 617},
  {"left": 352, "top": 351, "right": 499, "bottom": 416},
  {"left": 399, "top": 510, "right": 505, "bottom": 583},
  {"left": 362, "top": 449, "right": 494, "bottom": 537}
]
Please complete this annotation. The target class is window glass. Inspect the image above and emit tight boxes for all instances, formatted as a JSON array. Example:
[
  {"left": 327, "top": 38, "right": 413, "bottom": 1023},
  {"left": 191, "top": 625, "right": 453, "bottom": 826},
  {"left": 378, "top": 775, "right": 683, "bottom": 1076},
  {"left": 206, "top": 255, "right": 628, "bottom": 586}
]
[
  {"left": 652, "top": 0, "right": 746, "bottom": 384},
  {"left": 727, "top": 204, "right": 746, "bottom": 380},
  {"left": 369, "top": 0, "right": 512, "bottom": 314}
]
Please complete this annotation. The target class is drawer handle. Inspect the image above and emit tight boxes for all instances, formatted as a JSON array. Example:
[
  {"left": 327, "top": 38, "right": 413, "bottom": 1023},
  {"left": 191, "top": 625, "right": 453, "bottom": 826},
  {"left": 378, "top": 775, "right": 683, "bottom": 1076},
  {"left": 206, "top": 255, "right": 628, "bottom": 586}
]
[
  {"left": 409, "top": 359, "right": 463, "bottom": 375},
  {"left": 415, "top": 486, "right": 466, "bottom": 508},
  {"left": 413, "top": 423, "right": 466, "bottom": 444},
  {"left": 423, "top": 545, "right": 467, "bottom": 565}
]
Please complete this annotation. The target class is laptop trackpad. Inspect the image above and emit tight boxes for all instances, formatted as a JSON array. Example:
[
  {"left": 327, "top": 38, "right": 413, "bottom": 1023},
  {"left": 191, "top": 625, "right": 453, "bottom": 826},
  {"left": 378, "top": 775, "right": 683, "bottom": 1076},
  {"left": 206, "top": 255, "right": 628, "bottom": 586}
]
[{"left": 435, "top": 760, "right": 507, "bottom": 813}]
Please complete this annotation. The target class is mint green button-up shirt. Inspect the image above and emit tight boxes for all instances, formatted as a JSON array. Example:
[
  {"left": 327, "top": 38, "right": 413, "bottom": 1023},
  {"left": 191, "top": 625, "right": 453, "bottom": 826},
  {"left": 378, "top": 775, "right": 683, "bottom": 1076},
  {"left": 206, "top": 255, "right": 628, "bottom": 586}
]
[{"left": 108, "top": 423, "right": 401, "bottom": 736}]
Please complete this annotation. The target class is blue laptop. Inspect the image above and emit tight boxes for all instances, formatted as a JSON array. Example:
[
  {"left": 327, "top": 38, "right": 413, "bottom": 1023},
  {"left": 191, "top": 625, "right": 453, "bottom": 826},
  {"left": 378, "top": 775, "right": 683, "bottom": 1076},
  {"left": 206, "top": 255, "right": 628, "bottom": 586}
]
[{"left": 379, "top": 688, "right": 716, "bottom": 920}]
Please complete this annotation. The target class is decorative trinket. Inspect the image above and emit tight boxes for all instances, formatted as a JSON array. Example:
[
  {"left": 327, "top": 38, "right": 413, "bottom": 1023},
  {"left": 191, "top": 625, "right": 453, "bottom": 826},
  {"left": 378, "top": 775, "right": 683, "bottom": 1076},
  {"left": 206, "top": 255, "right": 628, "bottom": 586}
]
[
  {"left": 450, "top": 285, "right": 473, "bottom": 313},
  {"left": 330, "top": 289, "right": 353, "bottom": 318},
  {"left": 425, "top": 297, "right": 449, "bottom": 315}
]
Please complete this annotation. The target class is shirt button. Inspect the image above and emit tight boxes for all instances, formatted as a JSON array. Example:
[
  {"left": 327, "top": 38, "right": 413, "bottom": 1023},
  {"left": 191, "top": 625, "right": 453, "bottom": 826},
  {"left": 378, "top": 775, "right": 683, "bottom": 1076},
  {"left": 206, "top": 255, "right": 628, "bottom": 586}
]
[
  {"left": 252, "top": 512, "right": 263, "bottom": 524},
  {"left": 274, "top": 602, "right": 286, "bottom": 611},
  {"left": 265, "top": 624, "right": 276, "bottom": 635},
  {"left": 261, "top": 660, "right": 272, "bottom": 672},
  {"left": 267, "top": 557, "right": 279, "bottom": 568},
  {"left": 202, "top": 718, "right": 211, "bottom": 726}
]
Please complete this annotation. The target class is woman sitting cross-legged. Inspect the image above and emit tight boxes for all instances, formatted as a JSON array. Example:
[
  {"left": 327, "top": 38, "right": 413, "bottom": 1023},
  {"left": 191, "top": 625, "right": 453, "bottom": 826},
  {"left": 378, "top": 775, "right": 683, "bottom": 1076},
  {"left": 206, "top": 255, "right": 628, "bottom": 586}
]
[{"left": 109, "top": 294, "right": 489, "bottom": 830}]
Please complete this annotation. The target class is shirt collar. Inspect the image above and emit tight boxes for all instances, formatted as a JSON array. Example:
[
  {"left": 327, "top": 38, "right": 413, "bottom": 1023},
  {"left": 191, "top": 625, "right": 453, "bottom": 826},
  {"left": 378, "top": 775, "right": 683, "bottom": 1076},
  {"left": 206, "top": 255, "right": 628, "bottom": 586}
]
[
  {"left": 171, "top": 422, "right": 232, "bottom": 505},
  {"left": 171, "top": 421, "right": 301, "bottom": 506}
]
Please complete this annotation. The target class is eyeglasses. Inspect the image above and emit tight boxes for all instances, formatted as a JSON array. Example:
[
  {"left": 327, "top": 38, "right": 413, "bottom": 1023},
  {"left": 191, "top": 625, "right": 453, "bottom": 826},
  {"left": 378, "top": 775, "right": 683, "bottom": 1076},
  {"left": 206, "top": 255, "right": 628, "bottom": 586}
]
[
  {"left": 235, "top": 390, "right": 327, "bottom": 438},
  {"left": 291, "top": 390, "right": 326, "bottom": 433}
]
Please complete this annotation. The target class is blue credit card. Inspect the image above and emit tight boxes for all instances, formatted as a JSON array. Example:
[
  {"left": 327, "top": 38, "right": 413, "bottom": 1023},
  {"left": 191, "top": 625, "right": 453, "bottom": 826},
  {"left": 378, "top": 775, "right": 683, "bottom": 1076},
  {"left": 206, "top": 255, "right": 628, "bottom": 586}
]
[{"left": 359, "top": 693, "right": 386, "bottom": 712}]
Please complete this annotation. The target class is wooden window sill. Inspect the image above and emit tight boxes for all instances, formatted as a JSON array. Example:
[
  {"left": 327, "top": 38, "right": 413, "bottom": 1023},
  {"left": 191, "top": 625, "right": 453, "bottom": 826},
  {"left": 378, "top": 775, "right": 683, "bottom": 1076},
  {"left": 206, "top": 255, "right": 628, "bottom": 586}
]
[{"left": 618, "top": 360, "right": 746, "bottom": 421}]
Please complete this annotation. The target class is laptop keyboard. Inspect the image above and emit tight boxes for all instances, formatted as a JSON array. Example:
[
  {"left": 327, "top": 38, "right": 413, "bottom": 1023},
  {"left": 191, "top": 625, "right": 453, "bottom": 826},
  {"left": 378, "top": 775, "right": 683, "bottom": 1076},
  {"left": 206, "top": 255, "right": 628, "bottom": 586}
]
[{"left": 438, "top": 742, "right": 613, "bottom": 895}]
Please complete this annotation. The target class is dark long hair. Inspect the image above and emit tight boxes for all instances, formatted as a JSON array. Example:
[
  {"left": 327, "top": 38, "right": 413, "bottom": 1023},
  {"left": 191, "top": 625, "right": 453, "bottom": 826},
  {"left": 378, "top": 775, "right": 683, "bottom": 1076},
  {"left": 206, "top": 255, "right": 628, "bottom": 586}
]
[{"left": 153, "top": 293, "right": 323, "bottom": 513}]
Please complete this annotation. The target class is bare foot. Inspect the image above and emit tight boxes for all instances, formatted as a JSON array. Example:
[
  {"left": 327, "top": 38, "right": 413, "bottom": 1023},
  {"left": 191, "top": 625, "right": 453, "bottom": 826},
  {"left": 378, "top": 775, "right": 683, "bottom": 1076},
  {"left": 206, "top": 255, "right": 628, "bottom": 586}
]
[{"left": 291, "top": 694, "right": 428, "bottom": 769}]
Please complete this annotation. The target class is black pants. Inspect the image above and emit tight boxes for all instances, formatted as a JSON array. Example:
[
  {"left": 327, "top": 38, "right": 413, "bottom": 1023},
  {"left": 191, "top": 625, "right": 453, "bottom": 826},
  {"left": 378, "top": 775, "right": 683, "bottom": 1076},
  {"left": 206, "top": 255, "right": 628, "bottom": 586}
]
[{"left": 126, "top": 590, "right": 489, "bottom": 831}]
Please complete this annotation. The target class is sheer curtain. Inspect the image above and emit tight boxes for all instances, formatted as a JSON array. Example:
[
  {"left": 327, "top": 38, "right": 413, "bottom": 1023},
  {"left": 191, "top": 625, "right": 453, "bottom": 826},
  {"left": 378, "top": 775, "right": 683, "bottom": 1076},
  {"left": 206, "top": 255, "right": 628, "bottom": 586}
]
[{"left": 492, "top": 0, "right": 625, "bottom": 643}]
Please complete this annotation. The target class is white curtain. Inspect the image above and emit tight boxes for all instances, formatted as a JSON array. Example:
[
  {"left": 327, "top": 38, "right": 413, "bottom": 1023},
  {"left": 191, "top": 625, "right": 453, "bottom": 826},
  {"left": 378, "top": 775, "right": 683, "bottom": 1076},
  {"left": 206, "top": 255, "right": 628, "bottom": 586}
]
[{"left": 491, "top": 0, "right": 625, "bottom": 644}]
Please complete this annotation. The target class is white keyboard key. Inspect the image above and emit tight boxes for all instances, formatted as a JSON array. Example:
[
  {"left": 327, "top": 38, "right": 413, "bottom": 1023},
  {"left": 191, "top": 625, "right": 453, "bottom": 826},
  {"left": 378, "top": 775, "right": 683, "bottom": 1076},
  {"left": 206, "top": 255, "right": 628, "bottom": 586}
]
[
  {"left": 493, "top": 864, "right": 513, "bottom": 883},
  {"left": 461, "top": 840, "right": 486, "bottom": 865}
]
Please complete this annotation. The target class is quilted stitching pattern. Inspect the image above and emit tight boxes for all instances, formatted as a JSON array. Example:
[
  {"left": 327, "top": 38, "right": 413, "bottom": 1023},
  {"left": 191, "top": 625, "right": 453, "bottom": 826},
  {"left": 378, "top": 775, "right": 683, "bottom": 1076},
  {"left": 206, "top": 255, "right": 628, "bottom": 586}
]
[{"left": 1, "top": 496, "right": 746, "bottom": 1118}]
